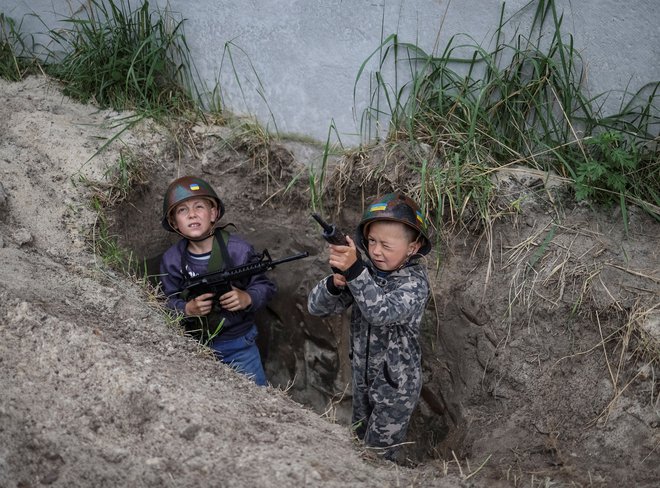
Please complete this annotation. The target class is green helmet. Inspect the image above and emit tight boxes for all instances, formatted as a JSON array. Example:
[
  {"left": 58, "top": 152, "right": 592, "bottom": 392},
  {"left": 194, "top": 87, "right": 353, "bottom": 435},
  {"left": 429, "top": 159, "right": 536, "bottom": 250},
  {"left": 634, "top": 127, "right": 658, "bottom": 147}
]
[
  {"left": 357, "top": 192, "right": 432, "bottom": 256},
  {"left": 161, "top": 176, "right": 224, "bottom": 232}
]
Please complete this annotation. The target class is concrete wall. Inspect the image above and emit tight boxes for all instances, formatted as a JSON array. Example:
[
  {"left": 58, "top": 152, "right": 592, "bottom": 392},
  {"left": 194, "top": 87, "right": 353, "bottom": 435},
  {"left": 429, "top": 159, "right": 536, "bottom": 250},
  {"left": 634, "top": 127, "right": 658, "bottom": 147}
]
[{"left": 3, "top": 0, "right": 659, "bottom": 146}]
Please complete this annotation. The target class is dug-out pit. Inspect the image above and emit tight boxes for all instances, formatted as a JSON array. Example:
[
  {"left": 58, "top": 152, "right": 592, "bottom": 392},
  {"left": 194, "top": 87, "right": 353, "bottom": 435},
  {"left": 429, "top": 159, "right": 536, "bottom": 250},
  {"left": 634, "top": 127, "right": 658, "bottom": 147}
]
[{"left": 106, "top": 172, "right": 462, "bottom": 462}]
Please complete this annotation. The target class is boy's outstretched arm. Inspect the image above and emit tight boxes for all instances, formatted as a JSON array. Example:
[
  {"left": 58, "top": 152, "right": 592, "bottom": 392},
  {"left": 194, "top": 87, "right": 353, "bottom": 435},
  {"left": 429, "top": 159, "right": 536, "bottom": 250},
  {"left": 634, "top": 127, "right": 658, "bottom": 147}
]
[
  {"left": 308, "top": 235, "right": 357, "bottom": 316},
  {"left": 307, "top": 274, "right": 353, "bottom": 317}
]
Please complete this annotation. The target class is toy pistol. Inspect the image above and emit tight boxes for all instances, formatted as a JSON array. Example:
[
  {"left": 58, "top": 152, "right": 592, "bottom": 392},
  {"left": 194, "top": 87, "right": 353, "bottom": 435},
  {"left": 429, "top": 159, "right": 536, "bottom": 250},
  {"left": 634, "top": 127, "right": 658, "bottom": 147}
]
[{"left": 311, "top": 213, "right": 350, "bottom": 274}]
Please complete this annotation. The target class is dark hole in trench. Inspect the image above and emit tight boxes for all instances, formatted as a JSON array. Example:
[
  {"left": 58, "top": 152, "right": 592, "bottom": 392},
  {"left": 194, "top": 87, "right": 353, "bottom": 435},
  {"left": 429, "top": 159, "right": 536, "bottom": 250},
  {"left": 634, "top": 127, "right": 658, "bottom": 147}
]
[{"left": 111, "top": 201, "right": 459, "bottom": 463}]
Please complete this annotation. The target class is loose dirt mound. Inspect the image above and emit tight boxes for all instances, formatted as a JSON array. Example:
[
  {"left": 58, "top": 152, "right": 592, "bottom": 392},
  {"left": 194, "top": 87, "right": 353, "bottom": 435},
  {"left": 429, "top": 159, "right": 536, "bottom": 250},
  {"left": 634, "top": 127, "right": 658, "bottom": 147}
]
[{"left": 1, "top": 75, "right": 658, "bottom": 487}]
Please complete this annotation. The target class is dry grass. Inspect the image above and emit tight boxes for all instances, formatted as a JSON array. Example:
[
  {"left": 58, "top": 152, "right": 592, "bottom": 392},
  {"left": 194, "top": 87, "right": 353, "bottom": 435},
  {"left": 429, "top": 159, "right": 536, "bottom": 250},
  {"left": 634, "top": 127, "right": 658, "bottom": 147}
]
[
  {"left": 587, "top": 301, "right": 660, "bottom": 425},
  {"left": 320, "top": 381, "right": 351, "bottom": 423},
  {"left": 327, "top": 142, "right": 425, "bottom": 216},
  {"left": 501, "top": 221, "right": 604, "bottom": 348},
  {"left": 86, "top": 149, "right": 151, "bottom": 207},
  {"left": 498, "top": 204, "right": 660, "bottom": 430}
]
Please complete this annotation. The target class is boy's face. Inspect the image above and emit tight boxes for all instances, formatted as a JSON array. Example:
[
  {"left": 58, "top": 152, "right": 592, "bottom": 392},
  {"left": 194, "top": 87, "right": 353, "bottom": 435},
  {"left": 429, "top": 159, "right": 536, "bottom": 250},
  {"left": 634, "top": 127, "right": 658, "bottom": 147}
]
[
  {"left": 365, "top": 220, "right": 420, "bottom": 271},
  {"left": 171, "top": 197, "right": 218, "bottom": 239}
]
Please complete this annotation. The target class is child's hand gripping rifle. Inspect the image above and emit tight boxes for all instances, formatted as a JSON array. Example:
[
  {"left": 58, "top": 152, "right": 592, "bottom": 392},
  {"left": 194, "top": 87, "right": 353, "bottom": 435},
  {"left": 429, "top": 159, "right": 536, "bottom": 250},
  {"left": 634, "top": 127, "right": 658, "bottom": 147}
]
[
  {"left": 182, "top": 249, "right": 309, "bottom": 301},
  {"left": 311, "top": 213, "right": 349, "bottom": 274}
]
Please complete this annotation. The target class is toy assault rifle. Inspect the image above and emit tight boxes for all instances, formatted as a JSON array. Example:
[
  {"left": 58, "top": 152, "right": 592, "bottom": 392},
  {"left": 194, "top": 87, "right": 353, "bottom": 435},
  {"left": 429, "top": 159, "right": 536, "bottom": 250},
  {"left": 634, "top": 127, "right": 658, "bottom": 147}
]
[{"left": 182, "top": 249, "right": 309, "bottom": 300}]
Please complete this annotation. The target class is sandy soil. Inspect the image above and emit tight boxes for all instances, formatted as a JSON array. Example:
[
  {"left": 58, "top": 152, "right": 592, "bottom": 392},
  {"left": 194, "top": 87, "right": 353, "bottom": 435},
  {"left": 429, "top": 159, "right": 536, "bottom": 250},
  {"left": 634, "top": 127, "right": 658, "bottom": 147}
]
[{"left": 1, "top": 75, "right": 658, "bottom": 487}]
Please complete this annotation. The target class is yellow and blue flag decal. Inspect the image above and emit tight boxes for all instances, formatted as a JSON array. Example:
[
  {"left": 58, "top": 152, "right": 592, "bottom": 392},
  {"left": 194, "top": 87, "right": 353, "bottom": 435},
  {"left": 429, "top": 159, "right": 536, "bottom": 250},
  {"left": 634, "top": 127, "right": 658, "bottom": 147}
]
[
  {"left": 189, "top": 183, "right": 200, "bottom": 191},
  {"left": 369, "top": 203, "right": 387, "bottom": 212},
  {"left": 416, "top": 210, "right": 425, "bottom": 226}
]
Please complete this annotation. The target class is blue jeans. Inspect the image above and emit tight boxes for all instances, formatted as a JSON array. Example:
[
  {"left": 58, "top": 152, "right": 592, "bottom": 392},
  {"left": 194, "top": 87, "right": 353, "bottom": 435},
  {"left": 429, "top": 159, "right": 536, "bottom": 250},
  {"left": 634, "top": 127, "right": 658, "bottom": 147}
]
[{"left": 210, "top": 324, "right": 267, "bottom": 386}]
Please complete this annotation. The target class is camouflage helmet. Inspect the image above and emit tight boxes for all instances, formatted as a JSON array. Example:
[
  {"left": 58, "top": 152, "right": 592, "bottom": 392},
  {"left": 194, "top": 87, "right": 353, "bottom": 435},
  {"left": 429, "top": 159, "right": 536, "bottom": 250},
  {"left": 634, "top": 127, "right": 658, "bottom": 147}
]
[
  {"left": 161, "top": 176, "right": 224, "bottom": 232},
  {"left": 357, "top": 192, "right": 432, "bottom": 256}
]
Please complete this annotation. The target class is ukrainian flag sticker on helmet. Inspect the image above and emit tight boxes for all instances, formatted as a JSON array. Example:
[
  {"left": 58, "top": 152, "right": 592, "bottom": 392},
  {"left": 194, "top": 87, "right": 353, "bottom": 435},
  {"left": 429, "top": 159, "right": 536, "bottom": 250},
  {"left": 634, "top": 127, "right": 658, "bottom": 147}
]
[
  {"left": 189, "top": 183, "right": 200, "bottom": 191},
  {"left": 369, "top": 203, "right": 387, "bottom": 212},
  {"left": 416, "top": 210, "right": 425, "bottom": 226}
]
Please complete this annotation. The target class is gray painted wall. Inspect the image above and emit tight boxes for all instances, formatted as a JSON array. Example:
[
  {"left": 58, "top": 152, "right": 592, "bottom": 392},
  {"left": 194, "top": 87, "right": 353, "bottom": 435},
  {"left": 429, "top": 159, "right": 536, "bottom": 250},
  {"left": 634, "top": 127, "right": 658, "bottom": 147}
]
[{"left": 4, "top": 0, "right": 659, "bottom": 146}]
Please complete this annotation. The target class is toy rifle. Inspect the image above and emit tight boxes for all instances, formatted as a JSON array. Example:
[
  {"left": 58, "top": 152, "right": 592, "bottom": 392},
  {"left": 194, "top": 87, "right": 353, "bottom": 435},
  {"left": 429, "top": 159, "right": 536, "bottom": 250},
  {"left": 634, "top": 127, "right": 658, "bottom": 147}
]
[
  {"left": 311, "top": 213, "right": 349, "bottom": 274},
  {"left": 182, "top": 249, "right": 309, "bottom": 300}
]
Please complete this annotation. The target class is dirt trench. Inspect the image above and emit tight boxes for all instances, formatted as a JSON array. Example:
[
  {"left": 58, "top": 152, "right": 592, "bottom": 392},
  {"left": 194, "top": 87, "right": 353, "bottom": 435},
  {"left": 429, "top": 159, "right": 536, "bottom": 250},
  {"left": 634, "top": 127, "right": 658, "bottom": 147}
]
[
  {"left": 107, "top": 126, "right": 660, "bottom": 484},
  {"left": 107, "top": 144, "right": 459, "bottom": 463}
]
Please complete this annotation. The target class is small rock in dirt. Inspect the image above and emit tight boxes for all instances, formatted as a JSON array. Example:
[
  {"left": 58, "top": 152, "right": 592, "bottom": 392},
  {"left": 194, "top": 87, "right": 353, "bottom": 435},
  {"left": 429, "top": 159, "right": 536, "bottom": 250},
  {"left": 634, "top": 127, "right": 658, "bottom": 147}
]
[
  {"left": 180, "top": 424, "right": 202, "bottom": 441},
  {"left": 0, "top": 182, "right": 8, "bottom": 208},
  {"left": 13, "top": 229, "right": 33, "bottom": 246},
  {"left": 101, "top": 447, "right": 129, "bottom": 463},
  {"left": 40, "top": 469, "right": 59, "bottom": 485}
]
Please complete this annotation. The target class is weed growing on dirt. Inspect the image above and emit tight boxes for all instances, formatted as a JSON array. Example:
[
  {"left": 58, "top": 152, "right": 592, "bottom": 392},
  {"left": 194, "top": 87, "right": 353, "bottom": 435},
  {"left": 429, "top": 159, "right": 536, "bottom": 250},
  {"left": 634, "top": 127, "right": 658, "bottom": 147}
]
[
  {"left": 589, "top": 301, "right": 660, "bottom": 426},
  {"left": 350, "top": 0, "right": 659, "bottom": 234},
  {"left": 310, "top": 120, "right": 346, "bottom": 212},
  {"left": 3, "top": 1, "right": 227, "bottom": 172},
  {"left": 89, "top": 196, "right": 136, "bottom": 271},
  {"left": 320, "top": 381, "right": 351, "bottom": 424},
  {"left": 212, "top": 115, "right": 311, "bottom": 201},
  {"left": 223, "top": 117, "right": 274, "bottom": 187},
  {"left": 89, "top": 150, "right": 149, "bottom": 207},
  {"left": 506, "top": 219, "right": 660, "bottom": 423},
  {"left": 575, "top": 131, "right": 660, "bottom": 225},
  {"left": 43, "top": 0, "right": 200, "bottom": 119},
  {"left": 0, "top": 13, "right": 40, "bottom": 80},
  {"left": 84, "top": 149, "right": 150, "bottom": 273}
]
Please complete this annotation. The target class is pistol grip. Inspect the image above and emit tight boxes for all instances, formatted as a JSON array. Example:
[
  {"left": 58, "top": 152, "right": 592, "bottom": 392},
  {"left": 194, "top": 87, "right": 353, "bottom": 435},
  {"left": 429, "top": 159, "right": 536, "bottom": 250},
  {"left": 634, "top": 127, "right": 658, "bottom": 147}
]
[
  {"left": 324, "top": 235, "right": 348, "bottom": 246},
  {"left": 215, "top": 282, "right": 233, "bottom": 298}
]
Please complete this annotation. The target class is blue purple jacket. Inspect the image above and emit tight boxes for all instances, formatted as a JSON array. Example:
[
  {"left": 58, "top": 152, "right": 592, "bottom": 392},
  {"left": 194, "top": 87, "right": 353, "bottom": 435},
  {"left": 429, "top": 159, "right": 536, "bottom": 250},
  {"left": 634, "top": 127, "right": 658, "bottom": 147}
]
[{"left": 159, "top": 233, "right": 277, "bottom": 340}]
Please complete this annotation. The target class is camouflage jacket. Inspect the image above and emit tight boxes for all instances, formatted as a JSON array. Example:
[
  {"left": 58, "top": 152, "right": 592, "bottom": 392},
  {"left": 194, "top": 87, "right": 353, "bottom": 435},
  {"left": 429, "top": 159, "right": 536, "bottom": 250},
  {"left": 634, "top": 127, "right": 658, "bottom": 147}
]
[{"left": 307, "top": 259, "right": 429, "bottom": 391}]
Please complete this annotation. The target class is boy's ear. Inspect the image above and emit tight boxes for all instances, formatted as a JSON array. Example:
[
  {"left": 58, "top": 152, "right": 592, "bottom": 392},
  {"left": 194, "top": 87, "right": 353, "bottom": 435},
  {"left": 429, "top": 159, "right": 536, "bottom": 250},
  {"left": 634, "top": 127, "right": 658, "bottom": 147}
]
[
  {"left": 408, "top": 241, "right": 421, "bottom": 256},
  {"left": 210, "top": 204, "right": 219, "bottom": 223}
]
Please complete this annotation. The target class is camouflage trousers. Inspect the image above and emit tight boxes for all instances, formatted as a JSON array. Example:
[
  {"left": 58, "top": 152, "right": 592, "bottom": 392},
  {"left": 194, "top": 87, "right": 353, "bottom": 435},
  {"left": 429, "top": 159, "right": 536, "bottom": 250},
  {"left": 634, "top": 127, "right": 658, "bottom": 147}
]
[{"left": 351, "top": 368, "right": 422, "bottom": 461}]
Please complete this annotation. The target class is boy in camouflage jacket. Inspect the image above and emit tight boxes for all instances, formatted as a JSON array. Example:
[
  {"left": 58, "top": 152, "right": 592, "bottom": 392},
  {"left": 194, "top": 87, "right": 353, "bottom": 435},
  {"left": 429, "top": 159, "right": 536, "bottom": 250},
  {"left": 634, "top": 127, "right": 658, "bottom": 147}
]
[{"left": 307, "top": 193, "right": 432, "bottom": 461}]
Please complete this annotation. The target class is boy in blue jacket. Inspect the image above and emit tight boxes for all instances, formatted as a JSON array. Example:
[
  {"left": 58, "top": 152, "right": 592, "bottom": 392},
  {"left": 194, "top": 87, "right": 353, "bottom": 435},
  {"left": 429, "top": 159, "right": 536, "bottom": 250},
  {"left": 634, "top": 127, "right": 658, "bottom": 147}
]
[{"left": 159, "top": 175, "right": 276, "bottom": 386}]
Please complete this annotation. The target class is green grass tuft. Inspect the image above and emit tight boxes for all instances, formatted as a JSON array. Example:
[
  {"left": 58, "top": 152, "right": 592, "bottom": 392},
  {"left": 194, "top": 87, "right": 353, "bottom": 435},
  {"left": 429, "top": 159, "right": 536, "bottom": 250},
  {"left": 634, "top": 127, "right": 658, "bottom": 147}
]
[
  {"left": 0, "top": 13, "right": 40, "bottom": 80},
  {"left": 353, "top": 0, "right": 660, "bottom": 231},
  {"left": 43, "top": 0, "right": 200, "bottom": 118}
]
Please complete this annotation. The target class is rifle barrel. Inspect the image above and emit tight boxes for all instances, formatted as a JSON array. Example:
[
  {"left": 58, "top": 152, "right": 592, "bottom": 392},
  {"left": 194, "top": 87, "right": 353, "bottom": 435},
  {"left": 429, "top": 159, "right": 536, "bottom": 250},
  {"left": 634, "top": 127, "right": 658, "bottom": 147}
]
[
  {"left": 311, "top": 213, "right": 334, "bottom": 233},
  {"left": 269, "top": 251, "right": 309, "bottom": 267}
]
